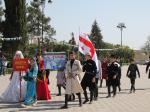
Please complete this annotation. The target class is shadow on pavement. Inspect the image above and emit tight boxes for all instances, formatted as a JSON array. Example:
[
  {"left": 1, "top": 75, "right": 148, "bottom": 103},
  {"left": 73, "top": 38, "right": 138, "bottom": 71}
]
[
  {"left": 18, "top": 100, "right": 80, "bottom": 111},
  {"left": 121, "top": 88, "right": 150, "bottom": 91},
  {"left": 0, "top": 103, "right": 22, "bottom": 110}
]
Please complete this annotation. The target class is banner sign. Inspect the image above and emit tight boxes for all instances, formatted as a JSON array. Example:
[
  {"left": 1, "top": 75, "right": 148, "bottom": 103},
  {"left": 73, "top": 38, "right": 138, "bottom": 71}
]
[
  {"left": 13, "top": 59, "right": 29, "bottom": 71},
  {"left": 43, "top": 52, "right": 66, "bottom": 70}
]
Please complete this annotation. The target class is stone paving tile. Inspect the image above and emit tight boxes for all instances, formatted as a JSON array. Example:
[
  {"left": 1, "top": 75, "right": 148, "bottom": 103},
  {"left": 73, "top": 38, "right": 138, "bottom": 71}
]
[{"left": 0, "top": 65, "right": 150, "bottom": 112}]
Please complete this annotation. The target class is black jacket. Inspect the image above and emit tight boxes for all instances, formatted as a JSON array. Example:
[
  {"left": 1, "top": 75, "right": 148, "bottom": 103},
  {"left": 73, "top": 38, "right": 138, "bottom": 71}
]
[
  {"left": 83, "top": 59, "right": 97, "bottom": 79},
  {"left": 127, "top": 64, "right": 140, "bottom": 79},
  {"left": 107, "top": 61, "right": 120, "bottom": 80}
]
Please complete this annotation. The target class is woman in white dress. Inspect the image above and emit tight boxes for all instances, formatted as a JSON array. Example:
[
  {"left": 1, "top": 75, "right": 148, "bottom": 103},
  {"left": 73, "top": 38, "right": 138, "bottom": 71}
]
[{"left": 0, "top": 51, "right": 27, "bottom": 103}]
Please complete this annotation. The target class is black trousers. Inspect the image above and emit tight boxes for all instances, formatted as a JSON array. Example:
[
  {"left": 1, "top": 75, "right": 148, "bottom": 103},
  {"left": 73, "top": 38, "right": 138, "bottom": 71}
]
[
  {"left": 45, "top": 69, "right": 50, "bottom": 84},
  {"left": 100, "top": 79, "right": 108, "bottom": 87},
  {"left": 57, "top": 85, "right": 66, "bottom": 95},
  {"left": 107, "top": 79, "right": 117, "bottom": 96},
  {"left": 64, "top": 93, "right": 82, "bottom": 107},
  {"left": 94, "top": 78, "right": 99, "bottom": 99},
  {"left": 117, "top": 78, "right": 121, "bottom": 91},
  {"left": 81, "top": 81, "right": 96, "bottom": 102},
  {"left": 130, "top": 78, "right": 135, "bottom": 91}
]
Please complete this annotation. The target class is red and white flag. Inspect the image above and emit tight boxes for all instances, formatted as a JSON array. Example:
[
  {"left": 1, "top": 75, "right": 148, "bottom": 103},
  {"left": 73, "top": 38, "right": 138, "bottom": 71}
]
[{"left": 79, "top": 32, "right": 99, "bottom": 71}]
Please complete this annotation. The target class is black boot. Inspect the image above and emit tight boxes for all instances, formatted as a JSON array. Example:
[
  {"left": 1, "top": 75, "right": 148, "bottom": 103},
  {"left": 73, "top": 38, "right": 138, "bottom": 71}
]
[
  {"left": 83, "top": 91, "right": 89, "bottom": 104},
  {"left": 94, "top": 85, "right": 98, "bottom": 101},
  {"left": 133, "top": 86, "right": 135, "bottom": 93},
  {"left": 106, "top": 94, "right": 111, "bottom": 98},
  {"left": 100, "top": 79, "right": 103, "bottom": 88},
  {"left": 89, "top": 91, "right": 94, "bottom": 104},
  {"left": 77, "top": 93, "right": 82, "bottom": 107},
  {"left": 61, "top": 94, "right": 68, "bottom": 109},
  {"left": 68, "top": 94, "right": 75, "bottom": 101},
  {"left": 106, "top": 80, "right": 108, "bottom": 87},
  {"left": 106, "top": 85, "right": 111, "bottom": 98},
  {"left": 56, "top": 86, "right": 61, "bottom": 96},
  {"left": 113, "top": 86, "right": 116, "bottom": 97},
  {"left": 130, "top": 85, "right": 133, "bottom": 93},
  {"left": 72, "top": 94, "right": 75, "bottom": 101}
]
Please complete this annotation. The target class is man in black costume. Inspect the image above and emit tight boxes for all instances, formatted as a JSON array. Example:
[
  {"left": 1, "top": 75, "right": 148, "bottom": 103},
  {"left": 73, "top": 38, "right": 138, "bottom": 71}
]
[
  {"left": 107, "top": 54, "right": 120, "bottom": 98},
  {"left": 81, "top": 52, "right": 97, "bottom": 104}
]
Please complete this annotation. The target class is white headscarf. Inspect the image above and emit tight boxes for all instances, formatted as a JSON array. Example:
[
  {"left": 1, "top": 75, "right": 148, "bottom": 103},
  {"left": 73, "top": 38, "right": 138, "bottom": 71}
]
[{"left": 13, "top": 51, "right": 24, "bottom": 59}]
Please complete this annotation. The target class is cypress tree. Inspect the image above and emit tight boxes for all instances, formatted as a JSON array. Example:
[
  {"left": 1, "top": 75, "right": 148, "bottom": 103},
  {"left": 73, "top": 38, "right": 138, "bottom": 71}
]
[
  {"left": 2, "top": 0, "right": 27, "bottom": 55},
  {"left": 90, "top": 20, "right": 103, "bottom": 49}
]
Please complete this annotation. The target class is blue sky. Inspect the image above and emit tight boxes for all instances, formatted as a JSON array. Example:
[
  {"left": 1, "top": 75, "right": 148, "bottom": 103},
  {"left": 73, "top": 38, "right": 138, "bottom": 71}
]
[{"left": 15, "top": 0, "right": 150, "bottom": 49}]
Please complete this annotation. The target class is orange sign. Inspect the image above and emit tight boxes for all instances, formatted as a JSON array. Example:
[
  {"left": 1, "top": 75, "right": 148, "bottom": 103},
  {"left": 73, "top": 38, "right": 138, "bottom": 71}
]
[{"left": 13, "top": 59, "right": 29, "bottom": 71}]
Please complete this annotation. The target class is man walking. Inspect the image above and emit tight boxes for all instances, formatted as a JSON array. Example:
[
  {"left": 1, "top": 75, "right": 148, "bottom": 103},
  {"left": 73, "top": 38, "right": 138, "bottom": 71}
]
[
  {"left": 107, "top": 54, "right": 120, "bottom": 98},
  {"left": 127, "top": 59, "right": 140, "bottom": 93},
  {"left": 81, "top": 52, "right": 97, "bottom": 104},
  {"left": 61, "top": 51, "right": 83, "bottom": 109}
]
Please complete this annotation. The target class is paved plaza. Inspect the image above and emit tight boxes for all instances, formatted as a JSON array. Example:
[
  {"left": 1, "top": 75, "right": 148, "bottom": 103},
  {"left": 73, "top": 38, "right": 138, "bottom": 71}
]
[{"left": 0, "top": 65, "right": 150, "bottom": 112}]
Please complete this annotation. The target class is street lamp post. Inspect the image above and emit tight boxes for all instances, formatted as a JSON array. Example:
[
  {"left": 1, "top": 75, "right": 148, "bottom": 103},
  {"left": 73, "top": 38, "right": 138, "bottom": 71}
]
[
  {"left": 117, "top": 23, "right": 126, "bottom": 47},
  {"left": 146, "top": 41, "right": 150, "bottom": 57},
  {"left": 40, "top": 0, "right": 45, "bottom": 45},
  {"left": 40, "top": 0, "right": 52, "bottom": 44},
  {"left": 34, "top": 0, "right": 52, "bottom": 53}
]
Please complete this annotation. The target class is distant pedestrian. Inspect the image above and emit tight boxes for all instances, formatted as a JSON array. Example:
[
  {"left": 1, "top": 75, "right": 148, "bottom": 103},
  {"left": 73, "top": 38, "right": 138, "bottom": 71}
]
[
  {"left": 127, "top": 59, "right": 140, "bottom": 93},
  {"left": 2, "top": 55, "right": 7, "bottom": 76}
]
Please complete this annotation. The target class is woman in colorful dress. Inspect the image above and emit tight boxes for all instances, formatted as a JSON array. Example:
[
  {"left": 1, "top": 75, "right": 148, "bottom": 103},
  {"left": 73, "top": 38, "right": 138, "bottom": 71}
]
[
  {"left": 23, "top": 57, "right": 38, "bottom": 106},
  {"left": 0, "top": 51, "right": 27, "bottom": 102},
  {"left": 36, "top": 53, "right": 51, "bottom": 100}
]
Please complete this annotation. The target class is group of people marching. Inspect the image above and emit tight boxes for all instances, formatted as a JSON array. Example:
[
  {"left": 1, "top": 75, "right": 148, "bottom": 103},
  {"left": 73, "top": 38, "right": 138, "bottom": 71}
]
[
  {"left": 59, "top": 52, "right": 123, "bottom": 108},
  {"left": 57, "top": 52, "right": 150, "bottom": 109},
  {"left": 0, "top": 50, "right": 150, "bottom": 109},
  {"left": 0, "top": 51, "right": 51, "bottom": 106}
]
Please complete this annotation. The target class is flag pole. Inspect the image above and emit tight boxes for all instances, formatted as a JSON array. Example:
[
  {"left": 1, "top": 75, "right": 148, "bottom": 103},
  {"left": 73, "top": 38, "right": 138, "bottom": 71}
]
[
  {"left": 78, "top": 27, "right": 82, "bottom": 80},
  {"left": 78, "top": 27, "right": 80, "bottom": 60},
  {"left": 19, "top": 71, "right": 22, "bottom": 102}
]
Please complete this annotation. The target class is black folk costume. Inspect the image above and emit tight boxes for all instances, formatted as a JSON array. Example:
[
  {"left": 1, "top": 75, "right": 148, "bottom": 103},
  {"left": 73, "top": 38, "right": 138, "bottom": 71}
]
[
  {"left": 81, "top": 59, "right": 97, "bottom": 104},
  {"left": 127, "top": 63, "right": 140, "bottom": 93},
  {"left": 107, "top": 61, "right": 120, "bottom": 97}
]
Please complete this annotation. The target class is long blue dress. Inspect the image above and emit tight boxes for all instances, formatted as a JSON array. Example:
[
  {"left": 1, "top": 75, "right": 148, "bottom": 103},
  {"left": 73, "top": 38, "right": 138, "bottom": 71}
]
[{"left": 24, "top": 60, "right": 38, "bottom": 105}]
